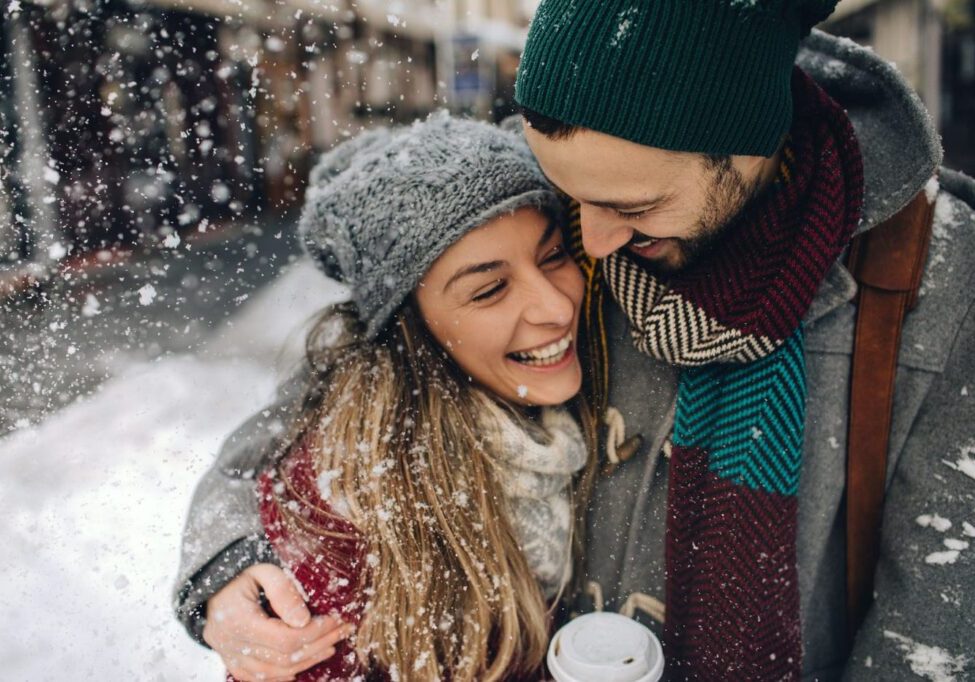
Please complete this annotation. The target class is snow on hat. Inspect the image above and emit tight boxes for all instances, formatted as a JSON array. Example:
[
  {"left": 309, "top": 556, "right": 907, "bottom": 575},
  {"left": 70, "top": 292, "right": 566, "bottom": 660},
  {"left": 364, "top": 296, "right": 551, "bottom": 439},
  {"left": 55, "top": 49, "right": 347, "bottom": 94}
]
[{"left": 299, "top": 111, "right": 564, "bottom": 339}]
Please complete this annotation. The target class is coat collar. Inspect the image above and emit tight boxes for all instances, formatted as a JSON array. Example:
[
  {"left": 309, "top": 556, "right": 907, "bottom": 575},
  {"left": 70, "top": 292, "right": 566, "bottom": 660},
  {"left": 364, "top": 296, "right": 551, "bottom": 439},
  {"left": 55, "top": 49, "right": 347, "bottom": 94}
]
[
  {"left": 798, "top": 30, "right": 942, "bottom": 236},
  {"left": 797, "top": 30, "right": 945, "bottom": 322},
  {"left": 806, "top": 259, "right": 858, "bottom": 325}
]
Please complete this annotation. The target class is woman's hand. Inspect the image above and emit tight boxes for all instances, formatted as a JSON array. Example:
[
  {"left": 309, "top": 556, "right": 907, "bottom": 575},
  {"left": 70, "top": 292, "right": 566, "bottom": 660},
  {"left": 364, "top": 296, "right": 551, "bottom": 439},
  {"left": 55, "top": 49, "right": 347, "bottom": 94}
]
[{"left": 203, "top": 564, "right": 352, "bottom": 681}]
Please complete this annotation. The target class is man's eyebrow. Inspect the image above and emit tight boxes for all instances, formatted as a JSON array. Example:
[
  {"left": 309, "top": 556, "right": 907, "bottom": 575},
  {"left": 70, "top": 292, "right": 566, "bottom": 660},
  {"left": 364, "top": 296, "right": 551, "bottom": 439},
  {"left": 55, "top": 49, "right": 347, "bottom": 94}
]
[{"left": 443, "top": 260, "right": 504, "bottom": 293}]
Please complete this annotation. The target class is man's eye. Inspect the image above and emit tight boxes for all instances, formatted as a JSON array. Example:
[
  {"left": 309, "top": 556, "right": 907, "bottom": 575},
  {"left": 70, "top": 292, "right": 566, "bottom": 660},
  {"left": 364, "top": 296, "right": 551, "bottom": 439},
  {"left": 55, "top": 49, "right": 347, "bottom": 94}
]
[
  {"left": 472, "top": 280, "right": 506, "bottom": 302},
  {"left": 615, "top": 208, "right": 651, "bottom": 219}
]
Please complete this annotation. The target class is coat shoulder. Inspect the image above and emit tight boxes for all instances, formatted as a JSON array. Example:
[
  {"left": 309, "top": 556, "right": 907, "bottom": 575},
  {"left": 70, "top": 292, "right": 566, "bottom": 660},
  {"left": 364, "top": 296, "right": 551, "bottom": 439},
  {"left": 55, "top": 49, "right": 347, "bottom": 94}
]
[
  {"left": 806, "top": 170, "right": 975, "bottom": 373},
  {"left": 885, "top": 172, "right": 975, "bottom": 373},
  {"left": 940, "top": 167, "right": 975, "bottom": 211}
]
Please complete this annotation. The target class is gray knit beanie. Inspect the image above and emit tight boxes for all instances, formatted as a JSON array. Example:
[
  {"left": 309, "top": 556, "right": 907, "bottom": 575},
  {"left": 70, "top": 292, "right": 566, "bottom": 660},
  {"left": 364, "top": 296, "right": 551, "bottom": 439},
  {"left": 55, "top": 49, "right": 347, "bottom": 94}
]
[{"left": 299, "top": 111, "right": 565, "bottom": 339}]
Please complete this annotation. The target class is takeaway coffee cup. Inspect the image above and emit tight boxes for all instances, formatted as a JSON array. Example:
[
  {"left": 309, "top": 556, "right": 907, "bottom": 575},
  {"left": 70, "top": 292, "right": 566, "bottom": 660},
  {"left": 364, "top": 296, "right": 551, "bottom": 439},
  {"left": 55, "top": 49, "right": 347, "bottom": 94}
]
[{"left": 547, "top": 612, "right": 664, "bottom": 682}]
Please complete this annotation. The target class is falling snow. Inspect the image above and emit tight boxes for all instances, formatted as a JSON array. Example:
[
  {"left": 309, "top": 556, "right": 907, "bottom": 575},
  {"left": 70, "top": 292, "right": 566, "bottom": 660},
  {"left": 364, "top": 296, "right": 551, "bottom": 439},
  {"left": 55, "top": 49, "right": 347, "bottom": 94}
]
[
  {"left": 137, "top": 283, "right": 157, "bottom": 306},
  {"left": 317, "top": 468, "right": 342, "bottom": 501},
  {"left": 47, "top": 242, "right": 67, "bottom": 260}
]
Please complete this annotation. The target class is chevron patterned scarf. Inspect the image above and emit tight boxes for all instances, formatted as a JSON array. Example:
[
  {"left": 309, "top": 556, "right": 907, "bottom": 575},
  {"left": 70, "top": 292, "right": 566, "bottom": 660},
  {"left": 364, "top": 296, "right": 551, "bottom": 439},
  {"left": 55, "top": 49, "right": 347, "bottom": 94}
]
[{"left": 602, "top": 69, "right": 863, "bottom": 680}]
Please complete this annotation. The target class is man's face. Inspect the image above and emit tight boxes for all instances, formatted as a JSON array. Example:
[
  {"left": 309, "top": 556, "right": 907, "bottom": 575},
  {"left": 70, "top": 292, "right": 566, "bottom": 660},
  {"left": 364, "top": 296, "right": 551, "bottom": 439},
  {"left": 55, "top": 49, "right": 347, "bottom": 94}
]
[{"left": 523, "top": 122, "right": 767, "bottom": 273}]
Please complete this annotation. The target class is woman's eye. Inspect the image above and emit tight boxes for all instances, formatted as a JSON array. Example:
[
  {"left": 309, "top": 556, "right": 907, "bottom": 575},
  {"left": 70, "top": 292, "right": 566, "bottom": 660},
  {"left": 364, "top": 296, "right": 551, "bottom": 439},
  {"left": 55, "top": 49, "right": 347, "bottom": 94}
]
[
  {"left": 471, "top": 280, "right": 506, "bottom": 302},
  {"left": 541, "top": 244, "right": 568, "bottom": 267}
]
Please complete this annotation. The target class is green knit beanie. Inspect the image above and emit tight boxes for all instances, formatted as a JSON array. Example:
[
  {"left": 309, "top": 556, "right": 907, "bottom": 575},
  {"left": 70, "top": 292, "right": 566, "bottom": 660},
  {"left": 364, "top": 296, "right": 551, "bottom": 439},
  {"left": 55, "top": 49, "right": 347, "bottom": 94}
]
[{"left": 515, "top": 0, "right": 839, "bottom": 157}]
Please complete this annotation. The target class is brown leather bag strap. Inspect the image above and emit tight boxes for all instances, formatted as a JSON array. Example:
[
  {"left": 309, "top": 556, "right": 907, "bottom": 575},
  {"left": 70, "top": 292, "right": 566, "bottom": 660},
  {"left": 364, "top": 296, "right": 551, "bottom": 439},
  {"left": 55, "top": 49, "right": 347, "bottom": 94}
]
[{"left": 845, "top": 189, "right": 935, "bottom": 638}]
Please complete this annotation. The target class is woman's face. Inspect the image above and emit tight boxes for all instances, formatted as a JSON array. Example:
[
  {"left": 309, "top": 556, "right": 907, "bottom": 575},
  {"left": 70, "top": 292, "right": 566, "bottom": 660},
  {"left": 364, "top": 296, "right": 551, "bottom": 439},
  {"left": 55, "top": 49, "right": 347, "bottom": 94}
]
[{"left": 416, "top": 206, "right": 584, "bottom": 407}]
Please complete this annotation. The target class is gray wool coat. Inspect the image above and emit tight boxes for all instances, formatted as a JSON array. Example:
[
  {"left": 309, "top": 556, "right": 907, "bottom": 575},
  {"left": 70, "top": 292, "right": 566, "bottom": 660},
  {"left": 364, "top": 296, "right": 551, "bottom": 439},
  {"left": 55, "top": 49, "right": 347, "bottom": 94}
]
[{"left": 174, "top": 30, "right": 975, "bottom": 681}]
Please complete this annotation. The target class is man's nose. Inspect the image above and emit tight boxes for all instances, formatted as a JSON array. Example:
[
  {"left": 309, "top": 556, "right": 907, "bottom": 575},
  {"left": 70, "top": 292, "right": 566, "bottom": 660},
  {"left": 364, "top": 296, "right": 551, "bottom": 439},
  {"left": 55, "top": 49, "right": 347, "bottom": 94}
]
[{"left": 580, "top": 205, "right": 633, "bottom": 259}]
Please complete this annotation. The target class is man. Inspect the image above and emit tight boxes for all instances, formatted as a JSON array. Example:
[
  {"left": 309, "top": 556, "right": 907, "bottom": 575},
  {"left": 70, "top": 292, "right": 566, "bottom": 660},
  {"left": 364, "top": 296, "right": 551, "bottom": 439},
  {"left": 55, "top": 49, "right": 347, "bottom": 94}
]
[
  {"left": 175, "top": 2, "right": 975, "bottom": 679},
  {"left": 513, "top": 2, "right": 974, "bottom": 680}
]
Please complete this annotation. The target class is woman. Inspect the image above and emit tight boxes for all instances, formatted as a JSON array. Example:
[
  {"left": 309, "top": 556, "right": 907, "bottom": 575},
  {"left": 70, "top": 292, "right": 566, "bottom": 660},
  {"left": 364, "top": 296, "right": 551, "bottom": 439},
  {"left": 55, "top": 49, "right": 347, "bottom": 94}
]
[{"left": 235, "top": 113, "right": 596, "bottom": 681}]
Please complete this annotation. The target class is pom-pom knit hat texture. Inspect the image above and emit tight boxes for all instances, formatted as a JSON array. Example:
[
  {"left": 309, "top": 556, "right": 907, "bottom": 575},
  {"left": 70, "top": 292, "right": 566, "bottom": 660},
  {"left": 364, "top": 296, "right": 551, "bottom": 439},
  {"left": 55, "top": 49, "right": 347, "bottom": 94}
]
[
  {"left": 515, "top": 0, "right": 839, "bottom": 157},
  {"left": 299, "top": 111, "right": 565, "bottom": 339}
]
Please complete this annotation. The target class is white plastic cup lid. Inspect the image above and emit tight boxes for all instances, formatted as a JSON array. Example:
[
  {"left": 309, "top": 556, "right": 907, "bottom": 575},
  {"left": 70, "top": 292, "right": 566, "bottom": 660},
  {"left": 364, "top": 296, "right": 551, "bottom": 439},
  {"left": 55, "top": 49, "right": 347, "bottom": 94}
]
[{"left": 547, "top": 612, "right": 665, "bottom": 682}]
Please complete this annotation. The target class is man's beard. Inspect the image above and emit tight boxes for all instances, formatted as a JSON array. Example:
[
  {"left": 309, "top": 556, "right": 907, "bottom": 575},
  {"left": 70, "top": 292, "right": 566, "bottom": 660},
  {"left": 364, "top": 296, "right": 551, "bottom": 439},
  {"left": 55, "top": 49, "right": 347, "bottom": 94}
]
[{"left": 630, "top": 158, "right": 764, "bottom": 275}]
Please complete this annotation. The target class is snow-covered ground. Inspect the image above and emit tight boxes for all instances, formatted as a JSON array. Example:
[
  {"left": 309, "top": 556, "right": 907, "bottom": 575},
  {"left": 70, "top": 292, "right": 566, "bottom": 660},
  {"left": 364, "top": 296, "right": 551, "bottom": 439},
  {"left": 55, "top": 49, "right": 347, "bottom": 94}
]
[{"left": 0, "top": 260, "right": 346, "bottom": 680}]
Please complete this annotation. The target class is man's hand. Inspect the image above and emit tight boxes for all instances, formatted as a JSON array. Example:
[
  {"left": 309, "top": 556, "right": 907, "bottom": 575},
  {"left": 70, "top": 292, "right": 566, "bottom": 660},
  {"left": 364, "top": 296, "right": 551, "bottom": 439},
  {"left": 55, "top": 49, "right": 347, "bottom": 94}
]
[{"left": 203, "top": 564, "right": 352, "bottom": 681}]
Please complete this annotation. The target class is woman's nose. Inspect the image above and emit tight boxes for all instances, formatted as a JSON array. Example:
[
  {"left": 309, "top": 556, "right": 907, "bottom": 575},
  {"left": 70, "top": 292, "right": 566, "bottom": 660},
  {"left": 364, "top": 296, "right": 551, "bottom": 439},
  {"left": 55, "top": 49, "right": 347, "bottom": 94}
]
[
  {"left": 522, "top": 275, "right": 576, "bottom": 328},
  {"left": 580, "top": 205, "right": 633, "bottom": 259}
]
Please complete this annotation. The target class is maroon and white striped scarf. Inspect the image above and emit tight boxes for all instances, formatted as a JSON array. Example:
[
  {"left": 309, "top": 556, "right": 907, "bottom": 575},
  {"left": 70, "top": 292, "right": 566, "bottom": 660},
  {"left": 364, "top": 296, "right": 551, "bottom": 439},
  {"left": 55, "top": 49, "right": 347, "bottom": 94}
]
[{"left": 599, "top": 68, "right": 864, "bottom": 680}]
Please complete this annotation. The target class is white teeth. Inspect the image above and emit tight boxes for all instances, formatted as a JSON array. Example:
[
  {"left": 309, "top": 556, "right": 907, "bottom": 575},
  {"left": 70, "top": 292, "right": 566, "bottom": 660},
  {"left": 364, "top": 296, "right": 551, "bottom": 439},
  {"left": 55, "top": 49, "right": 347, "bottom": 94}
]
[
  {"left": 510, "top": 333, "right": 573, "bottom": 366},
  {"left": 632, "top": 237, "right": 660, "bottom": 248}
]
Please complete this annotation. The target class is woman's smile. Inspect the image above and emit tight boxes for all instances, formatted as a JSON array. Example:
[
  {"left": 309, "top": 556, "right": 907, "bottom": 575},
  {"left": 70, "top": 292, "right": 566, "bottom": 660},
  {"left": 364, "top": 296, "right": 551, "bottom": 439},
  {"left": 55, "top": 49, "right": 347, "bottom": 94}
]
[{"left": 507, "top": 331, "right": 575, "bottom": 369}]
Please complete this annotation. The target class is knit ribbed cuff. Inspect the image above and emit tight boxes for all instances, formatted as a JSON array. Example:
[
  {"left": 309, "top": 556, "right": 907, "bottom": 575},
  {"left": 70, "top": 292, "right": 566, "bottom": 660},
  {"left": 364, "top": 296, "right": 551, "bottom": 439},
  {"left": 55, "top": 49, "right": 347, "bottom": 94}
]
[{"left": 174, "top": 535, "right": 279, "bottom": 647}]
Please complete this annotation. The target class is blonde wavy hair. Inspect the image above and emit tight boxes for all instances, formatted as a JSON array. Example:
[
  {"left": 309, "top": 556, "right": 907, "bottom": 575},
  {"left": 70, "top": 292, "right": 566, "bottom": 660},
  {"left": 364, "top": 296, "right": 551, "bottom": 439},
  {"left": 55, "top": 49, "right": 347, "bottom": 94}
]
[{"left": 273, "top": 300, "right": 597, "bottom": 680}]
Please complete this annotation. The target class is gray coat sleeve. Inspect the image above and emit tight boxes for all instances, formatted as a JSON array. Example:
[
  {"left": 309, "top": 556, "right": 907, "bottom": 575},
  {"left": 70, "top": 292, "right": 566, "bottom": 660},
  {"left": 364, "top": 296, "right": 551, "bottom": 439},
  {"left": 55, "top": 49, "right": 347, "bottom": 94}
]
[
  {"left": 842, "top": 300, "right": 975, "bottom": 679},
  {"left": 172, "top": 368, "right": 310, "bottom": 644}
]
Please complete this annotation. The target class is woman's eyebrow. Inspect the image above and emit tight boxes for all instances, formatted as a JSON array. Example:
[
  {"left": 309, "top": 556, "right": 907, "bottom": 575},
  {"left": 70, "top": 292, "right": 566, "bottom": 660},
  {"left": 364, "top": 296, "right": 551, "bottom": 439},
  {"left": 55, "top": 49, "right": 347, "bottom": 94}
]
[
  {"left": 443, "top": 260, "right": 504, "bottom": 293},
  {"left": 538, "top": 220, "right": 559, "bottom": 247}
]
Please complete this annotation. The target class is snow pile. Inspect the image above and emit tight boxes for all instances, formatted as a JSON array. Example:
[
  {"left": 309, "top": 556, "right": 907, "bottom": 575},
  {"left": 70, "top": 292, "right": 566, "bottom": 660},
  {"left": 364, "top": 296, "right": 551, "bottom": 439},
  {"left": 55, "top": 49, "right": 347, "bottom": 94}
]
[
  {"left": 924, "top": 549, "right": 961, "bottom": 566},
  {"left": 205, "top": 259, "right": 349, "bottom": 369},
  {"left": 609, "top": 7, "right": 639, "bottom": 48},
  {"left": 916, "top": 503, "right": 973, "bottom": 567},
  {"left": 942, "top": 442, "right": 975, "bottom": 482},
  {"left": 0, "top": 260, "right": 345, "bottom": 679},
  {"left": 0, "top": 357, "right": 270, "bottom": 679},
  {"left": 883, "top": 631, "right": 970, "bottom": 682},
  {"left": 917, "top": 513, "right": 953, "bottom": 532},
  {"left": 921, "top": 193, "right": 967, "bottom": 295}
]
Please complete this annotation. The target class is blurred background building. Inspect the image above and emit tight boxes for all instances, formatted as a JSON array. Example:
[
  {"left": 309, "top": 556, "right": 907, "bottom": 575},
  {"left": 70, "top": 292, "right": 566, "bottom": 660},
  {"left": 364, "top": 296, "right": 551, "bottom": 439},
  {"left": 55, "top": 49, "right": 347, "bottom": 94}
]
[
  {"left": 824, "top": 0, "right": 975, "bottom": 174},
  {"left": 0, "top": 0, "right": 537, "bottom": 289},
  {"left": 4, "top": 0, "right": 971, "bottom": 290},
  {"left": 0, "top": 0, "right": 537, "bottom": 434}
]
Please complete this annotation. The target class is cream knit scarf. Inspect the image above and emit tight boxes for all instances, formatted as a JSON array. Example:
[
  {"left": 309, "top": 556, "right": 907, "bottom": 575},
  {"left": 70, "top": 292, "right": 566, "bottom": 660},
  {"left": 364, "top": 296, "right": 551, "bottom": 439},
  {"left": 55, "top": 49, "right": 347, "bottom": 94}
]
[{"left": 479, "top": 399, "right": 588, "bottom": 599}]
